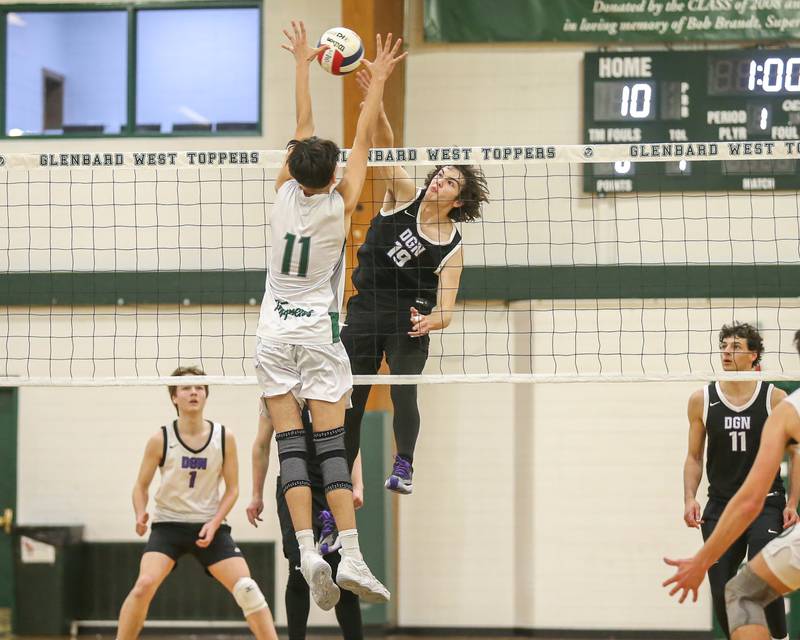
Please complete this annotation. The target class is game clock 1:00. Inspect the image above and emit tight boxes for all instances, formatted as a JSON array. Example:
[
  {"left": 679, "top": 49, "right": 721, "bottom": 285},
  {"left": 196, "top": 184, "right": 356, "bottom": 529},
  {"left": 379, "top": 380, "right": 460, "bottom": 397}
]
[{"left": 583, "top": 49, "right": 800, "bottom": 193}]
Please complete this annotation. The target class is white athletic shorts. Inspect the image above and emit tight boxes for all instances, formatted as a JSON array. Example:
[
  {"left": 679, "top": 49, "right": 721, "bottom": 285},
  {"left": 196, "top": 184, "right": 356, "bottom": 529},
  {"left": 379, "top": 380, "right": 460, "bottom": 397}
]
[
  {"left": 254, "top": 337, "right": 352, "bottom": 404},
  {"left": 762, "top": 524, "right": 800, "bottom": 590}
]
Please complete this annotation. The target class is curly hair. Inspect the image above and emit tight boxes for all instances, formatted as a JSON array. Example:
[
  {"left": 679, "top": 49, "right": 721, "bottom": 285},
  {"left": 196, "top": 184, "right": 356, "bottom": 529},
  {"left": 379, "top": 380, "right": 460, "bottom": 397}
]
[
  {"left": 421, "top": 164, "right": 489, "bottom": 222},
  {"left": 168, "top": 365, "right": 209, "bottom": 415},
  {"left": 719, "top": 322, "right": 764, "bottom": 367}
]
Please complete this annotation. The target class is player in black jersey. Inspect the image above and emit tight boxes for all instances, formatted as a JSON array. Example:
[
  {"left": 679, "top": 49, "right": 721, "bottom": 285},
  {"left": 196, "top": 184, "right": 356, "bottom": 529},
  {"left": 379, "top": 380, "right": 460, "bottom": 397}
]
[
  {"left": 341, "top": 68, "right": 489, "bottom": 494},
  {"left": 681, "top": 322, "right": 799, "bottom": 639},
  {"left": 665, "top": 329, "right": 800, "bottom": 640}
]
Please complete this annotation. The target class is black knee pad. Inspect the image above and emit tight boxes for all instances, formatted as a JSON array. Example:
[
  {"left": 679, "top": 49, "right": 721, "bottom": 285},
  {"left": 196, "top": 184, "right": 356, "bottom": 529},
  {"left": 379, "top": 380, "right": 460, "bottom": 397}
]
[
  {"left": 276, "top": 429, "right": 311, "bottom": 494},
  {"left": 313, "top": 427, "right": 352, "bottom": 493}
]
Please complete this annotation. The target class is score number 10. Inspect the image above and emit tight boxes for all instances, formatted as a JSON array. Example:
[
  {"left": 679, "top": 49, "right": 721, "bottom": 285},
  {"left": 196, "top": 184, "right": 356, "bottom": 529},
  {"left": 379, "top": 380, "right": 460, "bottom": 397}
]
[{"left": 620, "top": 83, "right": 653, "bottom": 118}]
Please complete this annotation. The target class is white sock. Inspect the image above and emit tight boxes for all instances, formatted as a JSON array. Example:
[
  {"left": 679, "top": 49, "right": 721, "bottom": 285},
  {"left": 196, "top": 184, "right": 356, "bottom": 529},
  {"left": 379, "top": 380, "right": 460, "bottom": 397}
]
[
  {"left": 338, "top": 529, "right": 362, "bottom": 560},
  {"left": 296, "top": 529, "right": 315, "bottom": 555}
]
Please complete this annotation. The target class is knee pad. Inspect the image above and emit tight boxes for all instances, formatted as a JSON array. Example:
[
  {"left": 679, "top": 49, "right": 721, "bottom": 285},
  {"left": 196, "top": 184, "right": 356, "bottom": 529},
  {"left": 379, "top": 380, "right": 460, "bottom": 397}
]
[
  {"left": 725, "top": 564, "right": 781, "bottom": 634},
  {"left": 276, "top": 429, "right": 311, "bottom": 494},
  {"left": 313, "top": 427, "right": 352, "bottom": 493},
  {"left": 233, "top": 577, "right": 267, "bottom": 617}
]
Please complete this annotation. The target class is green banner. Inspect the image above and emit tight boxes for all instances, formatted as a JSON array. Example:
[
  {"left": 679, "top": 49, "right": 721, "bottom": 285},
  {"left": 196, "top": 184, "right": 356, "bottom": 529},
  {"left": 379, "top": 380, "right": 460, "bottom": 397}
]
[{"left": 424, "top": 0, "right": 800, "bottom": 43}]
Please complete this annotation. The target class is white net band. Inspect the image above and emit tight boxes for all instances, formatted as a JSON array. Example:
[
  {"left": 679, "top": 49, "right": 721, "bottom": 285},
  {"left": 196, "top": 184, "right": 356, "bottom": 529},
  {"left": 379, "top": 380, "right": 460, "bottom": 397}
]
[{"left": 2, "top": 140, "right": 796, "bottom": 171}]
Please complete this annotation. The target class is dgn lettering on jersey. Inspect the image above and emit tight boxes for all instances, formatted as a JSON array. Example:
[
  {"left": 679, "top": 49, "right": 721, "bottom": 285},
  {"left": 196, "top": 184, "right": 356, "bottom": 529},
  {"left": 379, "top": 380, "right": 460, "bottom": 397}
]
[
  {"left": 181, "top": 456, "right": 208, "bottom": 469},
  {"left": 387, "top": 228, "right": 426, "bottom": 267},
  {"left": 724, "top": 416, "right": 751, "bottom": 430}
]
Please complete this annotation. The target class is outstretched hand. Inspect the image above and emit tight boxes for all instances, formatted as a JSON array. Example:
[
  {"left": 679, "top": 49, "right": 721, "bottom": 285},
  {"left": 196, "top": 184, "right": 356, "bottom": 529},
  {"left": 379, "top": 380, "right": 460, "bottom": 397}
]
[
  {"left": 355, "top": 67, "right": 372, "bottom": 100},
  {"left": 662, "top": 555, "right": 707, "bottom": 604},
  {"left": 282, "top": 20, "right": 328, "bottom": 65},
  {"left": 362, "top": 33, "right": 407, "bottom": 81}
]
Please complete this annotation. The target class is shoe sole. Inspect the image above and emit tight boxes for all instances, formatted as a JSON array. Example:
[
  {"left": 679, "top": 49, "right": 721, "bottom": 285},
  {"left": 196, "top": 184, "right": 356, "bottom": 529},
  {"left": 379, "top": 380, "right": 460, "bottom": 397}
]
[
  {"left": 385, "top": 476, "right": 412, "bottom": 495},
  {"left": 309, "top": 561, "right": 340, "bottom": 611},
  {"left": 336, "top": 575, "right": 391, "bottom": 604}
]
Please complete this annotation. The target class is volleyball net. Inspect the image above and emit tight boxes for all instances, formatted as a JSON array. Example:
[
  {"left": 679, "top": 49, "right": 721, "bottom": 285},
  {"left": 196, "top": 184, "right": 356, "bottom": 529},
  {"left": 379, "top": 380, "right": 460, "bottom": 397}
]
[{"left": 2, "top": 142, "right": 800, "bottom": 385}]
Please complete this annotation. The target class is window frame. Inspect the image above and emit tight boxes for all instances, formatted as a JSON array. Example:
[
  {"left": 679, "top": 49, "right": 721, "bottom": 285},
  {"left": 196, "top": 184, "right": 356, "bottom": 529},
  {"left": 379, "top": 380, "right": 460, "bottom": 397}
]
[{"left": 2, "top": 0, "right": 263, "bottom": 139}]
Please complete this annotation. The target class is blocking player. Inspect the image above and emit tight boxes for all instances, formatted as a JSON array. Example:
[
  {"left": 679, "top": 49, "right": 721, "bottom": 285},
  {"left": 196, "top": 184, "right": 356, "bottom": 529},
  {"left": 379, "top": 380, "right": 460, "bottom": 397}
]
[
  {"left": 116, "top": 366, "right": 278, "bottom": 640},
  {"left": 253, "top": 21, "right": 405, "bottom": 609},
  {"left": 341, "top": 67, "right": 489, "bottom": 494},
  {"left": 673, "top": 323, "right": 800, "bottom": 639},
  {"left": 247, "top": 402, "right": 364, "bottom": 639}
]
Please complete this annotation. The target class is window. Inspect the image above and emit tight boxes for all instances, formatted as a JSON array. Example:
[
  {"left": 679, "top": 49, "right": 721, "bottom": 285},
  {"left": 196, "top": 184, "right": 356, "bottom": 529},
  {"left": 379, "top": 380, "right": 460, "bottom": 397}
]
[
  {"left": 136, "top": 7, "right": 260, "bottom": 134},
  {"left": 2, "top": 4, "right": 262, "bottom": 138},
  {"left": 6, "top": 11, "right": 127, "bottom": 136}
]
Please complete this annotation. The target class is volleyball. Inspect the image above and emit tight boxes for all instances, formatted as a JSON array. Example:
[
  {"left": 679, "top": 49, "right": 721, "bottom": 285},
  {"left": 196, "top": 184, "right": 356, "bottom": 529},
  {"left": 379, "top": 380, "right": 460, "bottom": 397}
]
[{"left": 317, "top": 27, "right": 364, "bottom": 75}]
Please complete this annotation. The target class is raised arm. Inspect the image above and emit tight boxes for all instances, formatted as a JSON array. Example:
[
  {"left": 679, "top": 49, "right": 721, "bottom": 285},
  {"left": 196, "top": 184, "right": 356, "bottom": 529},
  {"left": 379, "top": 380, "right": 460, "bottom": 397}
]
[
  {"left": 197, "top": 429, "right": 240, "bottom": 548},
  {"left": 275, "top": 20, "right": 328, "bottom": 192},
  {"left": 247, "top": 406, "right": 275, "bottom": 527},
  {"left": 354, "top": 68, "right": 415, "bottom": 211},
  {"left": 682, "top": 389, "right": 706, "bottom": 529},
  {"left": 336, "top": 33, "right": 407, "bottom": 224},
  {"left": 132, "top": 432, "right": 163, "bottom": 536}
]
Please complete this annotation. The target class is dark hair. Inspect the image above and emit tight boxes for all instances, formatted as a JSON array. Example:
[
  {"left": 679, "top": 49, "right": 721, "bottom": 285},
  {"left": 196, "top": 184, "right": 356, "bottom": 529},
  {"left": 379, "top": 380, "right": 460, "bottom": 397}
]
[
  {"left": 168, "top": 365, "right": 209, "bottom": 415},
  {"left": 287, "top": 136, "right": 340, "bottom": 189},
  {"left": 719, "top": 322, "right": 764, "bottom": 367},
  {"left": 793, "top": 329, "right": 800, "bottom": 357},
  {"left": 422, "top": 164, "right": 490, "bottom": 222}
]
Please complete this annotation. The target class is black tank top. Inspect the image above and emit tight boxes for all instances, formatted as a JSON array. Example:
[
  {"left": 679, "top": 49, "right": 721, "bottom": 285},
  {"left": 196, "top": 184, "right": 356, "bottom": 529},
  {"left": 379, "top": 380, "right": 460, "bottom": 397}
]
[
  {"left": 705, "top": 381, "right": 784, "bottom": 501},
  {"left": 348, "top": 190, "right": 462, "bottom": 318}
]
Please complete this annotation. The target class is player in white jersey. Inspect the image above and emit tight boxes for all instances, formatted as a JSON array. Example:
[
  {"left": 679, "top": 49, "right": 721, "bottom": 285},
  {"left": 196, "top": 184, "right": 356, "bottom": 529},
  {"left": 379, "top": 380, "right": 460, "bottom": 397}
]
[
  {"left": 663, "top": 331, "right": 800, "bottom": 639},
  {"left": 253, "top": 20, "right": 406, "bottom": 611},
  {"left": 116, "top": 366, "right": 278, "bottom": 640}
]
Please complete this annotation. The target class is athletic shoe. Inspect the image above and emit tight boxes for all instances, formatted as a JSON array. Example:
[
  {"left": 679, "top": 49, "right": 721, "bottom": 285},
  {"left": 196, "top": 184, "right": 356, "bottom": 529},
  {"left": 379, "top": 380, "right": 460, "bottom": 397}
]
[
  {"left": 336, "top": 553, "right": 391, "bottom": 603},
  {"left": 300, "top": 550, "right": 340, "bottom": 610},
  {"left": 384, "top": 455, "right": 413, "bottom": 494},
  {"left": 317, "top": 509, "right": 341, "bottom": 555}
]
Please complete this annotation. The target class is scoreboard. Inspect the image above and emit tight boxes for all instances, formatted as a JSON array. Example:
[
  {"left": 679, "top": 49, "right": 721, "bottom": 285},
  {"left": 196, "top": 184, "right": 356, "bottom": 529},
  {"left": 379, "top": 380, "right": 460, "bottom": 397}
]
[{"left": 584, "top": 49, "right": 800, "bottom": 193}]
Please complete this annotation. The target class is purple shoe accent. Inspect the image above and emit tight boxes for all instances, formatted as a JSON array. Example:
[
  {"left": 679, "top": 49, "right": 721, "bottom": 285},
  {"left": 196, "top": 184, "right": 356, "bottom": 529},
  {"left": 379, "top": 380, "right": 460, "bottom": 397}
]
[
  {"left": 318, "top": 509, "right": 340, "bottom": 555},
  {"left": 391, "top": 455, "right": 412, "bottom": 480}
]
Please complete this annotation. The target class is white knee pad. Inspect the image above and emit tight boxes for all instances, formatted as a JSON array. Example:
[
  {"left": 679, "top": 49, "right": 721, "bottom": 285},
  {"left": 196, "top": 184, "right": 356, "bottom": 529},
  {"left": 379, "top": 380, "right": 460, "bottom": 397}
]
[{"left": 233, "top": 577, "right": 267, "bottom": 617}]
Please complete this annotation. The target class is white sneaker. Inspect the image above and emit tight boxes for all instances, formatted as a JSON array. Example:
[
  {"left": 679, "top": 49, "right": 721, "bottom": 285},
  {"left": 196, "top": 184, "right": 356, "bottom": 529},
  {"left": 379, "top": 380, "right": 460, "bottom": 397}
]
[
  {"left": 336, "top": 554, "right": 391, "bottom": 604},
  {"left": 300, "top": 551, "right": 340, "bottom": 610}
]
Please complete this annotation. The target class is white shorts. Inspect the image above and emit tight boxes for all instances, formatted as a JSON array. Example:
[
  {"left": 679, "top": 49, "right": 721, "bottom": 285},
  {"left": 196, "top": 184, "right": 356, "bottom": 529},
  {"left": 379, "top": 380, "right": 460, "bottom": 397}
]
[
  {"left": 254, "top": 338, "right": 352, "bottom": 404},
  {"left": 762, "top": 524, "right": 800, "bottom": 590}
]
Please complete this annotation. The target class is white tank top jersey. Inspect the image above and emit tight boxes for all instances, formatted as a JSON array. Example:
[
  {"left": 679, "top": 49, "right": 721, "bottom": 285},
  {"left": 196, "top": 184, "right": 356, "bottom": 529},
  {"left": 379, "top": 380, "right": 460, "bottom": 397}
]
[
  {"left": 257, "top": 180, "right": 347, "bottom": 345},
  {"left": 152, "top": 421, "right": 225, "bottom": 524}
]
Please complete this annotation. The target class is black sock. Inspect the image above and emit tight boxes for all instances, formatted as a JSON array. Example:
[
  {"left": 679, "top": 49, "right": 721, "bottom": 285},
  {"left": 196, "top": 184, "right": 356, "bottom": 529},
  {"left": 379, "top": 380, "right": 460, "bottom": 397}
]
[
  {"left": 390, "top": 383, "right": 421, "bottom": 463},
  {"left": 285, "top": 560, "right": 310, "bottom": 640}
]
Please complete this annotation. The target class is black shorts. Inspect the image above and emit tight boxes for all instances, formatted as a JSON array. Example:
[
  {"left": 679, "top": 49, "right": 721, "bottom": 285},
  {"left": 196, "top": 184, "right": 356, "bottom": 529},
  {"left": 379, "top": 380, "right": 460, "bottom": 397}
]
[
  {"left": 276, "top": 475, "right": 330, "bottom": 563},
  {"left": 144, "top": 522, "right": 243, "bottom": 569}
]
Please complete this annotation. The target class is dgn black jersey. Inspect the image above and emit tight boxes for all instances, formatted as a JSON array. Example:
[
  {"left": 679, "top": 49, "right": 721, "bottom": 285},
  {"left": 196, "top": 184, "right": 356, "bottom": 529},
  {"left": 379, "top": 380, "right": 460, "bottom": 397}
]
[
  {"left": 348, "top": 189, "right": 462, "bottom": 315},
  {"left": 705, "top": 381, "right": 784, "bottom": 501}
]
